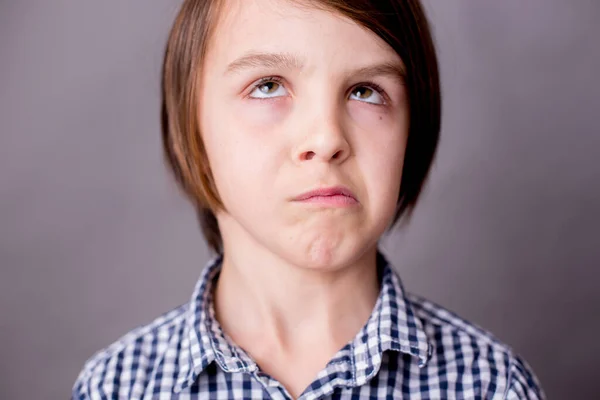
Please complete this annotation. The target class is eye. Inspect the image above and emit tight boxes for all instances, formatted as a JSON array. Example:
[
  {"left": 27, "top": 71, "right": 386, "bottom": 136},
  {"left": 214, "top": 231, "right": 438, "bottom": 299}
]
[
  {"left": 349, "top": 84, "right": 386, "bottom": 105},
  {"left": 248, "top": 77, "right": 288, "bottom": 99}
]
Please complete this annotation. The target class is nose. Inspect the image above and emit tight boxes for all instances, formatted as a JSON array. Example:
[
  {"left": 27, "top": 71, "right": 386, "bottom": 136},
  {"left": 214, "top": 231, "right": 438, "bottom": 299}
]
[{"left": 294, "top": 106, "right": 351, "bottom": 165}]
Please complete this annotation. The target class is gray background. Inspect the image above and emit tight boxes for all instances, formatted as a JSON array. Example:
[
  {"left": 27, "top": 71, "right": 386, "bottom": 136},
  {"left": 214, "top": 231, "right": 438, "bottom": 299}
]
[{"left": 1, "top": 1, "right": 598, "bottom": 399}]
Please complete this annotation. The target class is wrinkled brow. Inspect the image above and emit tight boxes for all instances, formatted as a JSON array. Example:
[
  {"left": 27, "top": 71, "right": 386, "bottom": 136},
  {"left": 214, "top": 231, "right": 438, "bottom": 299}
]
[
  {"left": 224, "top": 51, "right": 405, "bottom": 82},
  {"left": 225, "top": 52, "right": 305, "bottom": 75}
]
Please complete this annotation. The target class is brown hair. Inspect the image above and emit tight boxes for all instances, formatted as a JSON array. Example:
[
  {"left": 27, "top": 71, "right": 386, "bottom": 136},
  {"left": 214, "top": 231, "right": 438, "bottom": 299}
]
[{"left": 161, "top": 0, "right": 441, "bottom": 255}]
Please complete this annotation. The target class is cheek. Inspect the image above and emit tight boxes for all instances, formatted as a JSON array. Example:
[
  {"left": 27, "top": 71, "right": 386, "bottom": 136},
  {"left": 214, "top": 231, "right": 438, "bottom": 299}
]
[
  {"left": 350, "top": 105, "right": 407, "bottom": 210},
  {"left": 347, "top": 100, "right": 407, "bottom": 133},
  {"left": 347, "top": 101, "right": 393, "bottom": 125},
  {"left": 224, "top": 100, "right": 290, "bottom": 179},
  {"left": 365, "top": 148, "right": 405, "bottom": 221},
  {"left": 349, "top": 102, "right": 408, "bottom": 167},
  {"left": 366, "top": 145, "right": 405, "bottom": 201},
  {"left": 202, "top": 104, "right": 283, "bottom": 205},
  {"left": 233, "top": 98, "right": 290, "bottom": 127}
]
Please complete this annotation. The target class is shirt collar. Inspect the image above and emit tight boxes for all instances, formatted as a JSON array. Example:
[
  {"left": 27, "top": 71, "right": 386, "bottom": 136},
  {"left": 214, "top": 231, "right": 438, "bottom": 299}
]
[
  {"left": 173, "top": 249, "right": 433, "bottom": 393},
  {"left": 349, "top": 250, "right": 434, "bottom": 386}
]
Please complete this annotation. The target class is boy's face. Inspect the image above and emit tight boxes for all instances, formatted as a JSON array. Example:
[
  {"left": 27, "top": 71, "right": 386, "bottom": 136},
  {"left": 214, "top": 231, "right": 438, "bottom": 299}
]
[{"left": 199, "top": 0, "right": 409, "bottom": 269}]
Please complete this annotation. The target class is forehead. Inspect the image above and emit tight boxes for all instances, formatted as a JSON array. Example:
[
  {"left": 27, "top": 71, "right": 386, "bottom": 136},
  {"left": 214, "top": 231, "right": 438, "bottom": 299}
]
[{"left": 206, "top": 0, "right": 402, "bottom": 72}]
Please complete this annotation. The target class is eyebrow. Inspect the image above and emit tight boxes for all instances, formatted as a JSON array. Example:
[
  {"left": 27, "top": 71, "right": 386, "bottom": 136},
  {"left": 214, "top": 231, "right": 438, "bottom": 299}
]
[
  {"left": 351, "top": 63, "right": 406, "bottom": 83},
  {"left": 224, "top": 51, "right": 405, "bottom": 82},
  {"left": 225, "top": 52, "right": 305, "bottom": 75}
]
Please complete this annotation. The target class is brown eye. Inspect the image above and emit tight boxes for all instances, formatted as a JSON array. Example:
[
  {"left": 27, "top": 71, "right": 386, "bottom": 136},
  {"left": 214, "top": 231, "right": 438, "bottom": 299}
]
[
  {"left": 353, "top": 86, "right": 374, "bottom": 99},
  {"left": 350, "top": 84, "right": 385, "bottom": 105},
  {"left": 258, "top": 81, "right": 280, "bottom": 94},
  {"left": 249, "top": 78, "right": 288, "bottom": 99}
]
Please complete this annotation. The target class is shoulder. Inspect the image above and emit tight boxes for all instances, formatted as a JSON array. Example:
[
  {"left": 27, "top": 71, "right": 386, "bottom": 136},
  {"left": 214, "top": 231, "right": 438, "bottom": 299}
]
[
  {"left": 406, "top": 293, "right": 545, "bottom": 399},
  {"left": 504, "top": 353, "right": 546, "bottom": 400},
  {"left": 71, "top": 304, "right": 189, "bottom": 400},
  {"left": 407, "top": 292, "right": 507, "bottom": 350}
]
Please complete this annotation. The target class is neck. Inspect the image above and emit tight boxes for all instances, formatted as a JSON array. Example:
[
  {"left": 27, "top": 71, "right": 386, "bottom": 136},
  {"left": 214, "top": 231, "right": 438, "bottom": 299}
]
[{"left": 212, "top": 237, "right": 380, "bottom": 357}]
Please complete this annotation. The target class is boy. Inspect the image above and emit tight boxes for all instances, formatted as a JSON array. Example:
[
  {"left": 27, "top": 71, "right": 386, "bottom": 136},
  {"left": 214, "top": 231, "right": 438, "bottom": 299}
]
[{"left": 72, "top": 0, "right": 545, "bottom": 398}]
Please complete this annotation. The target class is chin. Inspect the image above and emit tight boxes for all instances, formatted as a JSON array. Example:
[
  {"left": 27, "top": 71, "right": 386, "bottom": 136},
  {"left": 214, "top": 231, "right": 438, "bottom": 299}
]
[{"left": 287, "top": 236, "right": 371, "bottom": 271}]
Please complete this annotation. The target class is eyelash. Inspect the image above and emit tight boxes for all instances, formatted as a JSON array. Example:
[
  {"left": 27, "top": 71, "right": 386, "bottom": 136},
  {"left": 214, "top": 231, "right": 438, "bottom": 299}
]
[{"left": 249, "top": 76, "right": 389, "bottom": 105}]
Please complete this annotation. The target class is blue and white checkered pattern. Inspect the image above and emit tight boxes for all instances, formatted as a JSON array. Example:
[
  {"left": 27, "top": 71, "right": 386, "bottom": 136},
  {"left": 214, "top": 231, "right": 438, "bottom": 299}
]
[{"left": 72, "top": 250, "right": 545, "bottom": 399}]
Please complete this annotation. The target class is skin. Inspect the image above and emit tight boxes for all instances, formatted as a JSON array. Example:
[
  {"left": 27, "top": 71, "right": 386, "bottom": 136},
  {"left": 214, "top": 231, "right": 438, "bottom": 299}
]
[{"left": 197, "top": 0, "right": 409, "bottom": 397}]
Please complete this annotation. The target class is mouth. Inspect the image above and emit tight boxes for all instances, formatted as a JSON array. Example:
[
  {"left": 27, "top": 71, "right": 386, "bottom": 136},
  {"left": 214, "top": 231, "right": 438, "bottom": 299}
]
[{"left": 292, "top": 185, "right": 358, "bottom": 206}]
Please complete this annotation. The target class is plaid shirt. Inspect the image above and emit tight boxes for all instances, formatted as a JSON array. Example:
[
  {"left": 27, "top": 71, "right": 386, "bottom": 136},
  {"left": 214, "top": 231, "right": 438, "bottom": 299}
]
[{"left": 72, "top": 250, "right": 545, "bottom": 399}]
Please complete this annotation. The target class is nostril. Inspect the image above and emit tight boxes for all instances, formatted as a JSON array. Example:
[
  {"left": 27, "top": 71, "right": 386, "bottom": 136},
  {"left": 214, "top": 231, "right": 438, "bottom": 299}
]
[{"left": 305, "top": 152, "right": 315, "bottom": 160}]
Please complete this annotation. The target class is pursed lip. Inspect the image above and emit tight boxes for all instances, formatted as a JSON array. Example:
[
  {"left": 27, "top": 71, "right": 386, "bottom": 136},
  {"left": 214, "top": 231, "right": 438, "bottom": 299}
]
[{"left": 293, "top": 185, "right": 358, "bottom": 202}]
